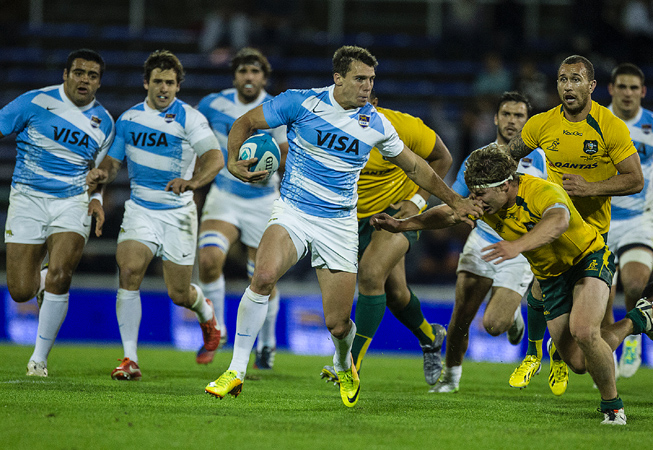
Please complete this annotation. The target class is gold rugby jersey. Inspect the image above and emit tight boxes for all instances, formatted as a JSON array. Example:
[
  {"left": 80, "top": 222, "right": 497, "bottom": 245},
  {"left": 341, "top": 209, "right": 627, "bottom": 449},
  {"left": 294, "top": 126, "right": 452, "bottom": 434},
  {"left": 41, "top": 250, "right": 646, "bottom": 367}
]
[
  {"left": 521, "top": 101, "right": 636, "bottom": 234},
  {"left": 481, "top": 174, "right": 605, "bottom": 279},
  {"left": 357, "top": 107, "right": 437, "bottom": 219}
]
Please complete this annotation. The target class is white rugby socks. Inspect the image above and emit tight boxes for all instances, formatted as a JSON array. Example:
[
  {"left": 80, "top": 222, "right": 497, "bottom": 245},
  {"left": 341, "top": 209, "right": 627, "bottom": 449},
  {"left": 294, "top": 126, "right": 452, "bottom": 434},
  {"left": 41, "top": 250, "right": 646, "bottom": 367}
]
[
  {"left": 30, "top": 292, "right": 69, "bottom": 364},
  {"left": 228, "top": 286, "right": 269, "bottom": 378},
  {"left": 190, "top": 284, "right": 214, "bottom": 323},
  {"left": 257, "top": 289, "right": 280, "bottom": 351},
  {"left": 332, "top": 320, "right": 356, "bottom": 372},
  {"left": 199, "top": 275, "right": 226, "bottom": 333},
  {"left": 116, "top": 288, "right": 142, "bottom": 363}
]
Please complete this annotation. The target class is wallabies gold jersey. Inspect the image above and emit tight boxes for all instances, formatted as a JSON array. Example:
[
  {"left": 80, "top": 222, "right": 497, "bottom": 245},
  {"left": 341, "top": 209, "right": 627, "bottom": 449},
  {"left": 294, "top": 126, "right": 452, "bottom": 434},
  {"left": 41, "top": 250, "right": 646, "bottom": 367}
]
[
  {"left": 356, "top": 107, "right": 437, "bottom": 219},
  {"left": 521, "top": 101, "right": 636, "bottom": 234},
  {"left": 481, "top": 174, "right": 606, "bottom": 279}
]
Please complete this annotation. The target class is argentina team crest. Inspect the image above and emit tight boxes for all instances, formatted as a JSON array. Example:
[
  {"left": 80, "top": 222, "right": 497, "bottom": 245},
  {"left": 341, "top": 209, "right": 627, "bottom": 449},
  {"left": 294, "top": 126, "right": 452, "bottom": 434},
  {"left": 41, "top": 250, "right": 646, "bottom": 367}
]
[
  {"left": 358, "top": 114, "right": 370, "bottom": 128},
  {"left": 583, "top": 140, "right": 598, "bottom": 155},
  {"left": 90, "top": 116, "right": 102, "bottom": 128},
  {"left": 643, "top": 124, "right": 652, "bottom": 135},
  {"left": 164, "top": 113, "right": 176, "bottom": 123}
]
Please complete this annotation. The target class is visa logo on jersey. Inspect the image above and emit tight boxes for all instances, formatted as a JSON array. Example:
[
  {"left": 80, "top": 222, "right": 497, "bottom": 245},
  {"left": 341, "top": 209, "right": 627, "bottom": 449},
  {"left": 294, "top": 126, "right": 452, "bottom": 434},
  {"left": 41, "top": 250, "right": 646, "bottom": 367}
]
[
  {"left": 129, "top": 132, "right": 169, "bottom": 147},
  {"left": 316, "top": 130, "right": 360, "bottom": 155},
  {"left": 52, "top": 126, "right": 91, "bottom": 148}
]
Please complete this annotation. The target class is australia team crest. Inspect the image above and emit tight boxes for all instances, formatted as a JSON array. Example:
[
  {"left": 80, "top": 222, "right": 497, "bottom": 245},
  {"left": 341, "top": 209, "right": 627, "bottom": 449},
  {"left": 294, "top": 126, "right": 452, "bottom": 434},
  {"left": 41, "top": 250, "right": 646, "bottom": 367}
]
[{"left": 583, "top": 140, "right": 598, "bottom": 155}]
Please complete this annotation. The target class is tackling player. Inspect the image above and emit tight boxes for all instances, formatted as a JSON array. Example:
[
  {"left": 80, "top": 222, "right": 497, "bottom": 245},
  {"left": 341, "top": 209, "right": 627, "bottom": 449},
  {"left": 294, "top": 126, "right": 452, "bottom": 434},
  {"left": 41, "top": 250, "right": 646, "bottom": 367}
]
[{"left": 371, "top": 144, "right": 653, "bottom": 425}]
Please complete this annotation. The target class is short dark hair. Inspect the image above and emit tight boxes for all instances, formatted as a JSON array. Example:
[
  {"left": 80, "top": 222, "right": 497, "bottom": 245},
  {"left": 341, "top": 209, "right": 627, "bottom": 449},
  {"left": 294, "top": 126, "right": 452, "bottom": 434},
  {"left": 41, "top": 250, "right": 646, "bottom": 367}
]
[
  {"left": 66, "top": 49, "right": 105, "bottom": 78},
  {"left": 230, "top": 47, "right": 272, "bottom": 79},
  {"left": 332, "top": 46, "right": 378, "bottom": 77},
  {"left": 464, "top": 143, "right": 518, "bottom": 189},
  {"left": 144, "top": 50, "right": 185, "bottom": 84},
  {"left": 497, "top": 91, "right": 532, "bottom": 117},
  {"left": 611, "top": 63, "right": 645, "bottom": 85},
  {"left": 559, "top": 55, "right": 594, "bottom": 81}
]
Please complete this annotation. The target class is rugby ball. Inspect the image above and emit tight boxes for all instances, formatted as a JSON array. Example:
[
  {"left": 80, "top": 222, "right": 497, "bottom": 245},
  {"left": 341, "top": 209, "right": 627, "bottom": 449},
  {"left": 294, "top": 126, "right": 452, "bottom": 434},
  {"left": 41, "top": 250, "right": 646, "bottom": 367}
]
[{"left": 238, "top": 133, "right": 281, "bottom": 182}]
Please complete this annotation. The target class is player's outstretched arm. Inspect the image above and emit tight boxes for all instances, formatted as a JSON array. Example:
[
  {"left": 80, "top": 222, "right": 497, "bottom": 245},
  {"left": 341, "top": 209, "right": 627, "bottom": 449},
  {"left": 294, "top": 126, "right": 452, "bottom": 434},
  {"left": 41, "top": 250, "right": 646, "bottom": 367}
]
[
  {"left": 370, "top": 204, "right": 458, "bottom": 232},
  {"left": 227, "top": 105, "right": 272, "bottom": 183},
  {"left": 394, "top": 133, "right": 454, "bottom": 218},
  {"left": 481, "top": 205, "right": 570, "bottom": 265},
  {"left": 166, "top": 149, "right": 224, "bottom": 194},
  {"left": 389, "top": 146, "right": 482, "bottom": 227}
]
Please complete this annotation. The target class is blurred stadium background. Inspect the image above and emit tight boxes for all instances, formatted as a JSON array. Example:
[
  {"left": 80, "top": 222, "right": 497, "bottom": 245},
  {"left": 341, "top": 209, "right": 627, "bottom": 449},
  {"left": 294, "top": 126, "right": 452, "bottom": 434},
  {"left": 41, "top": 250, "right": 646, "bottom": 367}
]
[{"left": 1, "top": 0, "right": 652, "bottom": 364}]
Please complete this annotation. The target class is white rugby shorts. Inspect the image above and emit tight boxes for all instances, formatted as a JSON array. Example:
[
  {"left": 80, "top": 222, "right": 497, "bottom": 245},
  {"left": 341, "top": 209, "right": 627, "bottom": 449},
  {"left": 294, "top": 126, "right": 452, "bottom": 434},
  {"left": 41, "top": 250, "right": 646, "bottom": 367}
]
[
  {"left": 607, "top": 213, "right": 653, "bottom": 260},
  {"left": 4, "top": 188, "right": 91, "bottom": 244},
  {"left": 267, "top": 198, "right": 358, "bottom": 273},
  {"left": 118, "top": 199, "right": 198, "bottom": 265},
  {"left": 201, "top": 184, "right": 277, "bottom": 248},
  {"left": 457, "top": 228, "right": 533, "bottom": 295}
]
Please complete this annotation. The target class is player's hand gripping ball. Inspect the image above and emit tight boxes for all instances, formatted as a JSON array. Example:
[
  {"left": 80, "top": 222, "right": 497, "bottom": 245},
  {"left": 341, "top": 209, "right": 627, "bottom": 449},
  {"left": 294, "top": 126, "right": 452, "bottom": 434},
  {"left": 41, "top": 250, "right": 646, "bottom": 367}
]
[{"left": 238, "top": 133, "right": 281, "bottom": 182}]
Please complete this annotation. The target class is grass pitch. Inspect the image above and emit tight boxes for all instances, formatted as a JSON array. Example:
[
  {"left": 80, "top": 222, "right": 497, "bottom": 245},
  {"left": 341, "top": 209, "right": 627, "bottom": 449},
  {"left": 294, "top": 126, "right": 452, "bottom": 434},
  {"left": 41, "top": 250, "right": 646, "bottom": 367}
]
[{"left": 1, "top": 343, "right": 651, "bottom": 450}]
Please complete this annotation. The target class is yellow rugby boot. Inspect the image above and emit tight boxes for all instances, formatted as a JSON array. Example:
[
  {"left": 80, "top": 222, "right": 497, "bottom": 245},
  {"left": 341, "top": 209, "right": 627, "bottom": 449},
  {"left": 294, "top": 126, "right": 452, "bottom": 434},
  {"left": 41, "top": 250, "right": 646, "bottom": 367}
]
[{"left": 205, "top": 370, "right": 243, "bottom": 399}]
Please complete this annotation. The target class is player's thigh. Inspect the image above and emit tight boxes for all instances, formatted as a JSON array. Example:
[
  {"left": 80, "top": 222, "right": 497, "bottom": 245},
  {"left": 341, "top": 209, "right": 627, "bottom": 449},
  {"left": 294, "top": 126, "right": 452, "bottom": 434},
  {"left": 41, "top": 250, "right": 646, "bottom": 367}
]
[
  {"left": 250, "top": 224, "right": 299, "bottom": 290},
  {"left": 5, "top": 242, "right": 47, "bottom": 298},
  {"left": 569, "top": 277, "right": 610, "bottom": 340},
  {"left": 46, "top": 232, "right": 86, "bottom": 271},
  {"left": 453, "top": 271, "right": 493, "bottom": 320},
  {"left": 358, "top": 229, "right": 409, "bottom": 286},
  {"left": 484, "top": 286, "right": 523, "bottom": 327},
  {"left": 116, "top": 240, "right": 155, "bottom": 289}
]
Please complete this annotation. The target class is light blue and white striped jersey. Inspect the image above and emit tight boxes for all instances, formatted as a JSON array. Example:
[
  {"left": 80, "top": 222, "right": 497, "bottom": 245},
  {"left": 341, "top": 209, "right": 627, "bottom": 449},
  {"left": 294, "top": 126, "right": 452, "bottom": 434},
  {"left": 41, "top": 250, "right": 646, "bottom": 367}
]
[
  {"left": 197, "top": 88, "right": 287, "bottom": 199},
  {"left": 262, "top": 85, "right": 404, "bottom": 218},
  {"left": 108, "top": 98, "right": 217, "bottom": 210},
  {"left": 607, "top": 105, "right": 653, "bottom": 220},
  {"left": 453, "top": 146, "right": 547, "bottom": 243},
  {"left": 0, "top": 84, "right": 115, "bottom": 198}
]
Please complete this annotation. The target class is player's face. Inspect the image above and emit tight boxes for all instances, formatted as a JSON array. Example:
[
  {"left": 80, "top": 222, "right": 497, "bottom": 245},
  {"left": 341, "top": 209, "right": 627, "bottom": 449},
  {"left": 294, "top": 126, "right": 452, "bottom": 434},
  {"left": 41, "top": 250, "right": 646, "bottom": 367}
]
[
  {"left": 609, "top": 74, "right": 646, "bottom": 120},
  {"left": 469, "top": 185, "right": 508, "bottom": 215},
  {"left": 557, "top": 63, "right": 596, "bottom": 116},
  {"left": 233, "top": 64, "right": 267, "bottom": 103},
  {"left": 144, "top": 68, "right": 180, "bottom": 111},
  {"left": 333, "top": 61, "right": 375, "bottom": 109},
  {"left": 495, "top": 101, "right": 529, "bottom": 145},
  {"left": 62, "top": 58, "right": 102, "bottom": 107}
]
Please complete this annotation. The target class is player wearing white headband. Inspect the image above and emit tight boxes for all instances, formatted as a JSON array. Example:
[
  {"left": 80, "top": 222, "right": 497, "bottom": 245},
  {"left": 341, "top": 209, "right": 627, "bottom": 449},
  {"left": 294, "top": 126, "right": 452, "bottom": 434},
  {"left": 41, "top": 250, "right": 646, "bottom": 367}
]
[{"left": 370, "top": 143, "right": 653, "bottom": 425}]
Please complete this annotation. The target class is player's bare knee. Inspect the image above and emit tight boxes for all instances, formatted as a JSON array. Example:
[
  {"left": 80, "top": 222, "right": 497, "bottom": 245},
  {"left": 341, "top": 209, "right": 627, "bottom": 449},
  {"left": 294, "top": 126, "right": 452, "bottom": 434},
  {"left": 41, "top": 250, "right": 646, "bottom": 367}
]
[
  {"left": 7, "top": 283, "right": 37, "bottom": 303},
  {"left": 325, "top": 316, "right": 350, "bottom": 338},
  {"left": 624, "top": 282, "right": 647, "bottom": 303},
  {"left": 566, "top": 359, "right": 587, "bottom": 374},
  {"left": 45, "top": 265, "right": 74, "bottom": 293},
  {"left": 357, "top": 267, "right": 385, "bottom": 292},
  {"left": 250, "top": 269, "right": 277, "bottom": 293},
  {"left": 482, "top": 314, "right": 510, "bottom": 336},
  {"left": 570, "top": 325, "right": 600, "bottom": 349},
  {"left": 168, "top": 287, "right": 190, "bottom": 306}
]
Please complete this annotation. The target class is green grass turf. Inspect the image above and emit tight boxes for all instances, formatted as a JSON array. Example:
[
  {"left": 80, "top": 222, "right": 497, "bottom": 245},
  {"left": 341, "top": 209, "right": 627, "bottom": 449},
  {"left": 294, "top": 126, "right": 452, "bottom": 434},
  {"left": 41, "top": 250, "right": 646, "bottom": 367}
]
[{"left": 1, "top": 343, "right": 651, "bottom": 449}]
